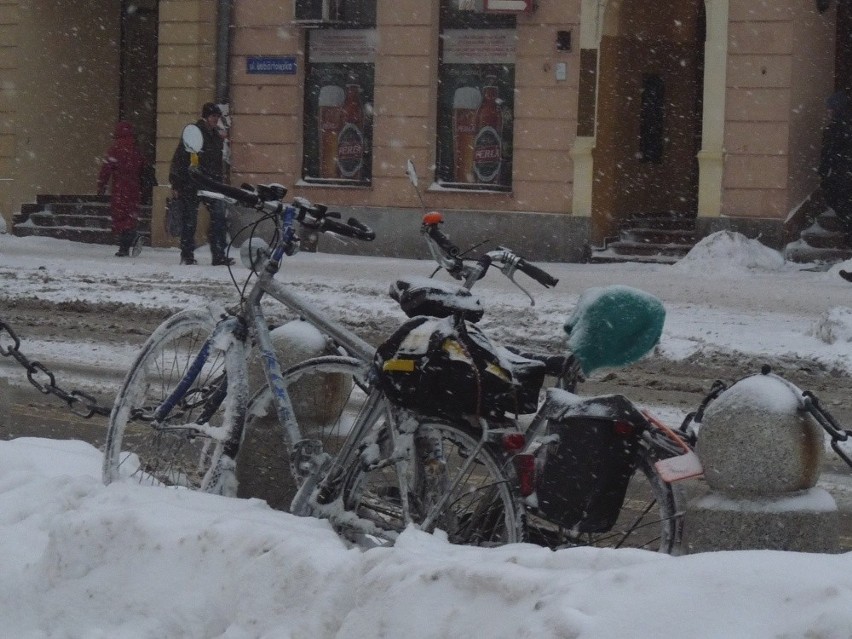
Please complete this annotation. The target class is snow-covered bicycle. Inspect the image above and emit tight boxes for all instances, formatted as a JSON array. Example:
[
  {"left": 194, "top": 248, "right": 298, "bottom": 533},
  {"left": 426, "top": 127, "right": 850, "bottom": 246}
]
[
  {"left": 361, "top": 161, "right": 698, "bottom": 553},
  {"left": 102, "top": 137, "right": 525, "bottom": 546}
]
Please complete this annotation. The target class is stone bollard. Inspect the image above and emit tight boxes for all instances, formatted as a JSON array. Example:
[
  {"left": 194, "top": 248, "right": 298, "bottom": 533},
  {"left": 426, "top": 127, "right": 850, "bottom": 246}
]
[
  {"left": 237, "top": 319, "right": 354, "bottom": 510},
  {"left": 685, "top": 371, "right": 839, "bottom": 553}
]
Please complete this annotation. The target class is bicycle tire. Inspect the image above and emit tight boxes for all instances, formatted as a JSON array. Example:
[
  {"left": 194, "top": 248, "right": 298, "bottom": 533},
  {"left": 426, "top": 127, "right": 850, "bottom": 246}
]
[
  {"left": 102, "top": 307, "right": 231, "bottom": 490},
  {"left": 524, "top": 446, "right": 684, "bottom": 553},
  {"left": 340, "top": 419, "right": 525, "bottom": 546}
]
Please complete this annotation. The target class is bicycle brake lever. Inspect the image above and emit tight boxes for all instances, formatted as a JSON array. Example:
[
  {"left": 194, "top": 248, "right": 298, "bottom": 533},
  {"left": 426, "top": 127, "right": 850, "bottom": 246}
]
[
  {"left": 495, "top": 251, "right": 536, "bottom": 306},
  {"left": 507, "top": 273, "right": 535, "bottom": 306}
]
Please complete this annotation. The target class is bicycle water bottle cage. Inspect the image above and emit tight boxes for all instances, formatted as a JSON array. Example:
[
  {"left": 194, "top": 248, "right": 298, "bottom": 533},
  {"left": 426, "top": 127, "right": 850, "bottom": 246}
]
[{"left": 390, "top": 276, "right": 484, "bottom": 322}]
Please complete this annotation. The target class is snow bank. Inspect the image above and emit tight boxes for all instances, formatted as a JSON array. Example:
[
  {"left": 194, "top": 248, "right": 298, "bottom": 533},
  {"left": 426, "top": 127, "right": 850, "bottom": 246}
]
[
  {"left": 673, "top": 230, "right": 786, "bottom": 274},
  {"left": 3, "top": 437, "right": 852, "bottom": 638}
]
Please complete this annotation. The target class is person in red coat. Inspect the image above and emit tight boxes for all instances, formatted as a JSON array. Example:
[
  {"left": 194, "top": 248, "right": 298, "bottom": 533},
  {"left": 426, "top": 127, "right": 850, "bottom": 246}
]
[{"left": 97, "top": 121, "right": 145, "bottom": 257}]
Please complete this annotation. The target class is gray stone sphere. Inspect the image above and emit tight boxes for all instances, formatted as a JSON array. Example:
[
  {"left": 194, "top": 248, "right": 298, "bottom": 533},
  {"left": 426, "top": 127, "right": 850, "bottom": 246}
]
[
  {"left": 246, "top": 320, "right": 352, "bottom": 426},
  {"left": 695, "top": 373, "right": 824, "bottom": 497}
]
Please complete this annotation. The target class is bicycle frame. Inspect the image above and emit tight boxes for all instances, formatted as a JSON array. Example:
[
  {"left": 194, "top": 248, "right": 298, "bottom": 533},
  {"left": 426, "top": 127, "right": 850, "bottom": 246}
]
[{"left": 149, "top": 202, "right": 384, "bottom": 516}]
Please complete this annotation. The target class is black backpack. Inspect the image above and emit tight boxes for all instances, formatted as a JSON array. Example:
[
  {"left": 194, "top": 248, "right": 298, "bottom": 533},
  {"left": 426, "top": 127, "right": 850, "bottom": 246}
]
[{"left": 374, "top": 316, "right": 519, "bottom": 417}]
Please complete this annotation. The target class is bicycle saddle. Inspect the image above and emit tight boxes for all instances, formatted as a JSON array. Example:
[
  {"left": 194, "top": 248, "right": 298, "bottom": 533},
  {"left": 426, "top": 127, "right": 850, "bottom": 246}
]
[{"left": 390, "top": 276, "right": 484, "bottom": 322}]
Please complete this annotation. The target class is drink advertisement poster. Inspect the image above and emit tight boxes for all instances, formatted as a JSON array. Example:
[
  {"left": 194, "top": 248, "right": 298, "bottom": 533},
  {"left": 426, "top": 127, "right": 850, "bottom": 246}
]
[
  {"left": 303, "top": 30, "right": 376, "bottom": 184},
  {"left": 437, "top": 29, "right": 515, "bottom": 190}
]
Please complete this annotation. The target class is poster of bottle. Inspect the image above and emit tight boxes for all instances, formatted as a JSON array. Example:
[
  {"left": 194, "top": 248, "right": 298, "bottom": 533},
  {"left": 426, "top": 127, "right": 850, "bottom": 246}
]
[
  {"left": 437, "top": 28, "right": 515, "bottom": 190},
  {"left": 303, "top": 29, "right": 376, "bottom": 184}
]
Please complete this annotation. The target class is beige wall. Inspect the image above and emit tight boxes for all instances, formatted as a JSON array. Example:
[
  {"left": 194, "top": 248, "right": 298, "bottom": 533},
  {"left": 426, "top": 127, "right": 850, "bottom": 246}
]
[
  {"left": 151, "top": 0, "right": 218, "bottom": 247},
  {"left": 722, "top": 1, "right": 834, "bottom": 220},
  {"left": 0, "top": 0, "right": 18, "bottom": 222},
  {"left": 0, "top": 0, "right": 844, "bottom": 245},
  {"left": 0, "top": 0, "right": 119, "bottom": 228},
  {"left": 228, "top": 0, "right": 580, "bottom": 219}
]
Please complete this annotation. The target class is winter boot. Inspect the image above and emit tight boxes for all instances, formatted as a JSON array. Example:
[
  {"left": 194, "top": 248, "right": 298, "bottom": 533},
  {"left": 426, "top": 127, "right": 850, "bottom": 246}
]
[{"left": 115, "top": 231, "right": 132, "bottom": 257}]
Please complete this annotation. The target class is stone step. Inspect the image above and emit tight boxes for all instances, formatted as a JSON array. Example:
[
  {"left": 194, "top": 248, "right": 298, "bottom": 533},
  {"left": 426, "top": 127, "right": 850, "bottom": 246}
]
[
  {"left": 21, "top": 211, "right": 152, "bottom": 232},
  {"left": 13, "top": 225, "right": 150, "bottom": 246},
  {"left": 589, "top": 215, "right": 698, "bottom": 264},
  {"left": 622, "top": 227, "right": 697, "bottom": 245},
  {"left": 35, "top": 194, "right": 110, "bottom": 206},
  {"left": 799, "top": 223, "right": 848, "bottom": 250},
  {"left": 813, "top": 210, "right": 846, "bottom": 233},
  {"left": 588, "top": 247, "right": 682, "bottom": 265},
  {"left": 783, "top": 239, "right": 852, "bottom": 264},
  {"left": 589, "top": 240, "right": 690, "bottom": 265},
  {"left": 624, "top": 215, "right": 697, "bottom": 231},
  {"left": 12, "top": 194, "right": 154, "bottom": 246}
]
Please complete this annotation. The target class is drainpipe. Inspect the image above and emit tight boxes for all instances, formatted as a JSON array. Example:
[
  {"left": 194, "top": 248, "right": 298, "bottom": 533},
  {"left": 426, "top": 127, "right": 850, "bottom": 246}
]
[{"left": 215, "top": 0, "right": 233, "bottom": 105}]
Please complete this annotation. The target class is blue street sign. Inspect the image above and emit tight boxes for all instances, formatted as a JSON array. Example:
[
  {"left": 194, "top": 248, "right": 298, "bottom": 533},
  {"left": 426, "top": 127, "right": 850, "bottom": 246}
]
[{"left": 247, "top": 56, "right": 297, "bottom": 75}]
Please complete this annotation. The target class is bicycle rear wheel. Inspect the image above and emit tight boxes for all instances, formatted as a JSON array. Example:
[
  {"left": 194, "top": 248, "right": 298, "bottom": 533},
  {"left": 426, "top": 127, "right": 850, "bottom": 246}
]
[
  {"left": 524, "top": 448, "right": 684, "bottom": 553},
  {"left": 102, "top": 307, "right": 230, "bottom": 490},
  {"left": 340, "top": 419, "right": 524, "bottom": 546}
]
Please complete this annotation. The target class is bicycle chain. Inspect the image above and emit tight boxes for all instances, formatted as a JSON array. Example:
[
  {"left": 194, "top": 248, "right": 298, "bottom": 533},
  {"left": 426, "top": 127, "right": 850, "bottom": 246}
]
[{"left": 0, "top": 318, "right": 111, "bottom": 419}]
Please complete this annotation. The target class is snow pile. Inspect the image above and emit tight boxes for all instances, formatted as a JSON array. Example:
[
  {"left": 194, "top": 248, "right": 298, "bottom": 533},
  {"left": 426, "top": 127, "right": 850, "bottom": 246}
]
[
  {"left": 3, "top": 437, "right": 852, "bottom": 638},
  {"left": 673, "top": 230, "right": 785, "bottom": 273},
  {"left": 0, "top": 214, "right": 6, "bottom": 234},
  {"left": 811, "top": 306, "right": 852, "bottom": 344}
]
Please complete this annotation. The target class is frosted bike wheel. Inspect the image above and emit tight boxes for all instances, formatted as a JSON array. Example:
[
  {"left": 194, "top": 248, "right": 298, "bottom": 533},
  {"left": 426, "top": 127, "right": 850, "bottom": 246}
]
[
  {"left": 102, "top": 307, "right": 230, "bottom": 490},
  {"left": 524, "top": 449, "right": 684, "bottom": 553},
  {"left": 341, "top": 420, "right": 524, "bottom": 546},
  {"left": 236, "top": 356, "right": 370, "bottom": 511}
]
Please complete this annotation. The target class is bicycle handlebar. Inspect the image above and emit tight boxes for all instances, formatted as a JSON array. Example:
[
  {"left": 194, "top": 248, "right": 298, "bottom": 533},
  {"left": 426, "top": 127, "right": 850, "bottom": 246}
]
[
  {"left": 191, "top": 171, "right": 375, "bottom": 242},
  {"left": 190, "top": 169, "right": 262, "bottom": 208},
  {"left": 421, "top": 213, "right": 558, "bottom": 290},
  {"left": 515, "top": 257, "right": 559, "bottom": 288},
  {"left": 311, "top": 214, "right": 376, "bottom": 241}
]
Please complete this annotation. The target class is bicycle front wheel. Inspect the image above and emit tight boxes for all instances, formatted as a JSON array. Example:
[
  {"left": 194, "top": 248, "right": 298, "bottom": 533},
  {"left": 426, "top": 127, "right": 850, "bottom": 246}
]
[
  {"left": 341, "top": 419, "right": 525, "bottom": 546},
  {"left": 102, "top": 307, "right": 230, "bottom": 490}
]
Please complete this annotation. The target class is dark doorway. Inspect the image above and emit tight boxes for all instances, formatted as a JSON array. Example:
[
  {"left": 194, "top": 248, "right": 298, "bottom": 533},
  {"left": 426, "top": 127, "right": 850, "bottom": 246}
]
[
  {"left": 592, "top": 0, "right": 705, "bottom": 242},
  {"left": 120, "top": 0, "right": 158, "bottom": 163},
  {"left": 837, "top": 2, "right": 852, "bottom": 94}
]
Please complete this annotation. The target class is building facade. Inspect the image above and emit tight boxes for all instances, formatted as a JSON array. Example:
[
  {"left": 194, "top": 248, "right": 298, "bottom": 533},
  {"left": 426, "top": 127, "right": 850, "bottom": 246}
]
[{"left": 0, "top": 1, "right": 844, "bottom": 261}]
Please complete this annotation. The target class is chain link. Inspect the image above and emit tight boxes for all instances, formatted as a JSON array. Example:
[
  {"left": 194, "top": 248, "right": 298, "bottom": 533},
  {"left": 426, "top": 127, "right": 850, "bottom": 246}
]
[{"left": 0, "top": 318, "right": 111, "bottom": 419}]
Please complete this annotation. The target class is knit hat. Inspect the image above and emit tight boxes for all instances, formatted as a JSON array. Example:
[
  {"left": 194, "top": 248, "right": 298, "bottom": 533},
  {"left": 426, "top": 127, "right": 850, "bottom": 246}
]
[{"left": 201, "top": 102, "right": 223, "bottom": 118}]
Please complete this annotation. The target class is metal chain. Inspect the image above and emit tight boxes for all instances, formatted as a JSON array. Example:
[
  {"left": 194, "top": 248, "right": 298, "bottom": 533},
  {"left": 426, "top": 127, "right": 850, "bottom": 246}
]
[{"left": 0, "top": 318, "right": 111, "bottom": 419}]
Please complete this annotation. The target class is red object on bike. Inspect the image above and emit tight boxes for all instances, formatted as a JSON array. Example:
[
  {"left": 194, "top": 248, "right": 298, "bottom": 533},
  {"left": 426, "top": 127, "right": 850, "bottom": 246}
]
[
  {"left": 423, "top": 211, "right": 444, "bottom": 225},
  {"left": 613, "top": 419, "right": 636, "bottom": 437},
  {"left": 513, "top": 453, "right": 536, "bottom": 497},
  {"left": 501, "top": 432, "right": 526, "bottom": 453}
]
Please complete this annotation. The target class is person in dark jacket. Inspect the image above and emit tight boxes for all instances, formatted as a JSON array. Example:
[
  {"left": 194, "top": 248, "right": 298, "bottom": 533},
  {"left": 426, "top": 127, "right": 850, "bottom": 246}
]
[
  {"left": 97, "top": 121, "right": 145, "bottom": 257},
  {"left": 819, "top": 91, "right": 852, "bottom": 240},
  {"left": 168, "top": 102, "right": 234, "bottom": 265}
]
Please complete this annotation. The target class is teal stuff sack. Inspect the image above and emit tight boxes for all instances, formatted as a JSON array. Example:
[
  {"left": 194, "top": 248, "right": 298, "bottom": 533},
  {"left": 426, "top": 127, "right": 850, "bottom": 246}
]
[{"left": 564, "top": 285, "right": 665, "bottom": 375}]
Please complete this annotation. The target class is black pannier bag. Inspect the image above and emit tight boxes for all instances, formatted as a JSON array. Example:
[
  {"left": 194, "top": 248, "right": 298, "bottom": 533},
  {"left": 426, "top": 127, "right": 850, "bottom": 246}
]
[
  {"left": 375, "top": 315, "right": 536, "bottom": 416},
  {"left": 534, "top": 394, "right": 645, "bottom": 532}
]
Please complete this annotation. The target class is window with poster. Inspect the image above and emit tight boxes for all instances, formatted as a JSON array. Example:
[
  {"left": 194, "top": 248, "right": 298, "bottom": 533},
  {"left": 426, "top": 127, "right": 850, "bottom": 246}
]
[
  {"left": 436, "top": 1, "right": 516, "bottom": 191},
  {"left": 302, "top": 7, "right": 376, "bottom": 185}
]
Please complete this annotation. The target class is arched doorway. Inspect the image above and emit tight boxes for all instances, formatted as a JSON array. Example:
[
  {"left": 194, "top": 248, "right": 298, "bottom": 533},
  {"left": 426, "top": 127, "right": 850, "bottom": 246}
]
[{"left": 591, "top": 0, "right": 705, "bottom": 242}]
